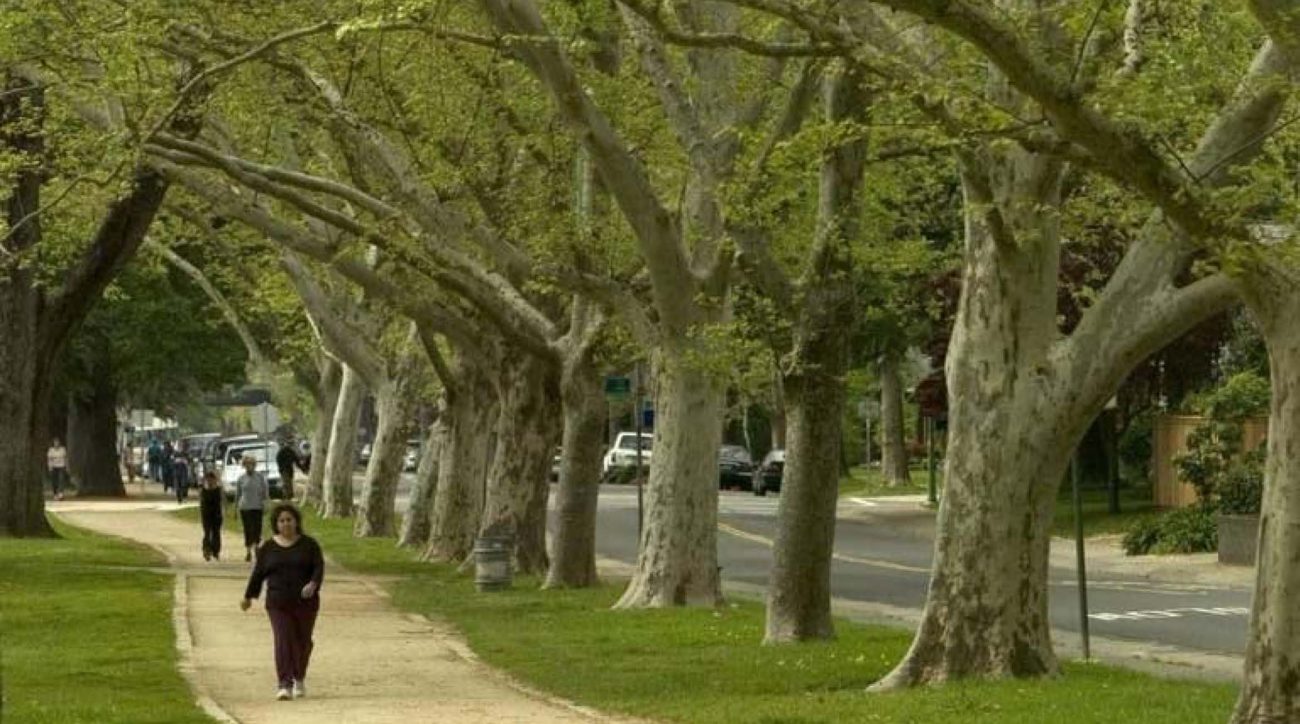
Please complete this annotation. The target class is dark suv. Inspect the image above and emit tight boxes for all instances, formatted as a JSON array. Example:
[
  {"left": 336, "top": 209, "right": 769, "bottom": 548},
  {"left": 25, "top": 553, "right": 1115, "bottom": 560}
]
[{"left": 718, "top": 445, "right": 755, "bottom": 491}]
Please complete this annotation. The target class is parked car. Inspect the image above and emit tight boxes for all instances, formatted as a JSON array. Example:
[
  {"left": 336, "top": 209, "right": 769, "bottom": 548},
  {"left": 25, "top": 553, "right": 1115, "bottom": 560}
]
[
  {"left": 220, "top": 441, "right": 284, "bottom": 501},
  {"left": 754, "top": 449, "right": 785, "bottom": 496},
  {"left": 601, "top": 432, "right": 654, "bottom": 475},
  {"left": 201, "top": 433, "right": 260, "bottom": 479},
  {"left": 404, "top": 439, "right": 422, "bottom": 472},
  {"left": 358, "top": 442, "right": 373, "bottom": 467},
  {"left": 718, "top": 445, "right": 755, "bottom": 490}
]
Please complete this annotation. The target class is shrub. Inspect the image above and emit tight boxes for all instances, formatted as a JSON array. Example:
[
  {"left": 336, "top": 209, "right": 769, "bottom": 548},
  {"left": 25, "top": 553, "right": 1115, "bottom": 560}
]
[
  {"left": 1123, "top": 506, "right": 1219, "bottom": 556},
  {"left": 1151, "top": 506, "right": 1218, "bottom": 554},
  {"left": 1117, "top": 409, "right": 1154, "bottom": 484},
  {"left": 1219, "top": 449, "right": 1266, "bottom": 516},
  {"left": 1122, "top": 516, "right": 1164, "bottom": 556}
]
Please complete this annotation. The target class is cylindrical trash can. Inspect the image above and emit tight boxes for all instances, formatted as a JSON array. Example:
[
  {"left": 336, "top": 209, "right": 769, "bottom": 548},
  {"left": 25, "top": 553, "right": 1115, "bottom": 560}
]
[{"left": 474, "top": 535, "right": 513, "bottom": 592}]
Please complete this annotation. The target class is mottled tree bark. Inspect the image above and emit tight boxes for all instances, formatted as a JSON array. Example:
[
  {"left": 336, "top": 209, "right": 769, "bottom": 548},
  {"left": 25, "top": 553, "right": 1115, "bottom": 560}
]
[
  {"left": 302, "top": 357, "right": 341, "bottom": 508},
  {"left": 356, "top": 343, "right": 421, "bottom": 538},
  {"left": 1231, "top": 269, "right": 1300, "bottom": 724},
  {"left": 398, "top": 410, "right": 444, "bottom": 548},
  {"left": 615, "top": 350, "right": 725, "bottom": 608},
  {"left": 880, "top": 351, "right": 910, "bottom": 485},
  {"left": 765, "top": 66, "right": 865, "bottom": 643},
  {"left": 545, "top": 355, "right": 606, "bottom": 588},
  {"left": 425, "top": 360, "right": 496, "bottom": 563},
  {"left": 479, "top": 350, "right": 561, "bottom": 575},
  {"left": 322, "top": 365, "right": 365, "bottom": 519}
]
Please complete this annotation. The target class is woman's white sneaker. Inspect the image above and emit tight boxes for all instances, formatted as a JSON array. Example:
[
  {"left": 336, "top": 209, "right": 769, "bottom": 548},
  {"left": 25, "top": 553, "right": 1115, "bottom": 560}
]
[
  {"left": 292, "top": 680, "right": 306, "bottom": 699},
  {"left": 276, "top": 687, "right": 292, "bottom": 701}
]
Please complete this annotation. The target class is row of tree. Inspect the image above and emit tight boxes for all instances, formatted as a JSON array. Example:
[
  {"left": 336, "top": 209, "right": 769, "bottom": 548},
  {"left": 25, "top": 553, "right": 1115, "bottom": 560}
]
[{"left": 3, "top": 2, "right": 1299, "bottom": 721}]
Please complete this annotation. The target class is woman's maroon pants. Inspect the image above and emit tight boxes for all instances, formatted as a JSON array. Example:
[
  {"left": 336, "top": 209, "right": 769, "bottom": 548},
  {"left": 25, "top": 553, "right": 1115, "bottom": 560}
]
[{"left": 266, "top": 596, "right": 320, "bottom": 687}]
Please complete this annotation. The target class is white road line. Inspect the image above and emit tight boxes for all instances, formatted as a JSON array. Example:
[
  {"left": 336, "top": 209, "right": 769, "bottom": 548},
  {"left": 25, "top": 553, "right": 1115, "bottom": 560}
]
[{"left": 1089, "top": 607, "right": 1249, "bottom": 622}]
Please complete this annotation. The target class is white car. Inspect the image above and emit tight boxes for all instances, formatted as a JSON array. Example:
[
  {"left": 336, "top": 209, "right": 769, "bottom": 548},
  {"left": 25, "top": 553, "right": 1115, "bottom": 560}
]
[
  {"left": 602, "top": 432, "right": 654, "bottom": 474},
  {"left": 220, "top": 441, "right": 283, "bottom": 500}
]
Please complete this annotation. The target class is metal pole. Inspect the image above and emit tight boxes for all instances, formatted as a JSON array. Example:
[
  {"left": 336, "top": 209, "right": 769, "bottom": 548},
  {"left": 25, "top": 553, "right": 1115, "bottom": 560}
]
[
  {"left": 926, "top": 417, "right": 938, "bottom": 505},
  {"left": 635, "top": 362, "right": 644, "bottom": 540},
  {"left": 1072, "top": 451, "right": 1092, "bottom": 660}
]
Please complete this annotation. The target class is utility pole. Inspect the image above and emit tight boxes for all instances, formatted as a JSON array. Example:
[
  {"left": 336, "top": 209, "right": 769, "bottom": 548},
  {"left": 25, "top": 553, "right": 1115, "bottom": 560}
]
[{"left": 1072, "top": 450, "right": 1092, "bottom": 660}]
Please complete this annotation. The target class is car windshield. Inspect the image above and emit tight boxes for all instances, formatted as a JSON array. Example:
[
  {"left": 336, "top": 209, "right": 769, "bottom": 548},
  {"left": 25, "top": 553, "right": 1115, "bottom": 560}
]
[
  {"left": 227, "top": 444, "right": 275, "bottom": 464},
  {"left": 720, "top": 446, "right": 750, "bottom": 461},
  {"left": 618, "top": 436, "right": 653, "bottom": 451}
]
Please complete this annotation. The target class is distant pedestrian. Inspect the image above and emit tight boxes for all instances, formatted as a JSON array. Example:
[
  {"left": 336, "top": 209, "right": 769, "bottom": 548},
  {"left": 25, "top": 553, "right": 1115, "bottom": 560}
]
[
  {"left": 240, "top": 503, "right": 324, "bottom": 701},
  {"left": 236, "top": 455, "right": 269, "bottom": 562},
  {"left": 276, "top": 441, "right": 307, "bottom": 502},
  {"left": 161, "top": 441, "right": 176, "bottom": 492},
  {"left": 199, "top": 471, "right": 224, "bottom": 561},
  {"left": 147, "top": 438, "right": 163, "bottom": 482},
  {"left": 173, "top": 450, "right": 192, "bottom": 503},
  {"left": 47, "top": 438, "right": 68, "bottom": 501}
]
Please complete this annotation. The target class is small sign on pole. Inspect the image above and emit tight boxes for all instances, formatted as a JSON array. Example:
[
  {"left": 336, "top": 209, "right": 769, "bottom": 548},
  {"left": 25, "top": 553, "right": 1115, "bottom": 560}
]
[{"left": 604, "top": 376, "right": 632, "bottom": 399}]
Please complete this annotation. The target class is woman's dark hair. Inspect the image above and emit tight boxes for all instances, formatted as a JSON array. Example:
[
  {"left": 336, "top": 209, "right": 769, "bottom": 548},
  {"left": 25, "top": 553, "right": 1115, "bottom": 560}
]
[{"left": 269, "top": 503, "right": 304, "bottom": 534}]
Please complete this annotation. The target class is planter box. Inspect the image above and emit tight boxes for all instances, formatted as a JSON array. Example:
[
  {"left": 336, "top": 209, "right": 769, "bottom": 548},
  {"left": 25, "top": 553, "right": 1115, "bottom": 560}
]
[{"left": 1218, "top": 514, "right": 1260, "bottom": 567}]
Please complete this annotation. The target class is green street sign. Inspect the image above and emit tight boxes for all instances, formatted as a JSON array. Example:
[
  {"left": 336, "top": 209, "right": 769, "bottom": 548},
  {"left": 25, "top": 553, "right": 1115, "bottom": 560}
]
[{"left": 604, "top": 376, "right": 632, "bottom": 398}]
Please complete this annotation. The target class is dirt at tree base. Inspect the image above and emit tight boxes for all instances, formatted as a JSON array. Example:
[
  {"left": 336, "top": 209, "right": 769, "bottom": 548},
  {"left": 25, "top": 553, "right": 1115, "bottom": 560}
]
[{"left": 55, "top": 501, "right": 632, "bottom": 724}]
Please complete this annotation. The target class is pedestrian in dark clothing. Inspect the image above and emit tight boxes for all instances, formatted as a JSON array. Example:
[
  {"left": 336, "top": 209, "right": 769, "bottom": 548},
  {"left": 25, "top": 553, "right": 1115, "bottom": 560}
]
[
  {"left": 240, "top": 503, "right": 324, "bottom": 701},
  {"left": 276, "top": 442, "right": 306, "bottom": 502},
  {"left": 173, "top": 452, "right": 192, "bottom": 503},
  {"left": 161, "top": 441, "right": 176, "bottom": 492},
  {"left": 199, "top": 471, "right": 224, "bottom": 561},
  {"left": 147, "top": 439, "right": 163, "bottom": 482},
  {"left": 236, "top": 456, "right": 270, "bottom": 562}
]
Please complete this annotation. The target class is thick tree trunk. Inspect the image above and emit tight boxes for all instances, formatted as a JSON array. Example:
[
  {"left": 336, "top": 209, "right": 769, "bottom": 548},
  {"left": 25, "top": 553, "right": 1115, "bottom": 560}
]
[
  {"left": 765, "top": 67, "right": 864, "bottom": 643},
  {"left": 880, "top": 351, "right": 910, "bottom": 485},
  {"left": 545, "top": 355, "right": 606, "bottom": 588},
  {"left": 1230, "top": 274, "right": 1300, "bottom": 724},
  {"left": 479, "top": 351, "right": 561, "bottom": 575},
  {"left": 0, "top": 281, "right": 54, "bottom": 536},
  {"left": 398, "top": 411, "right": 444, "bottom": 548},
  {"left": 323, "top": 365, "right": 365, "bottom": 519},
  {"left": 66, "top": 365, "right": 124, "bottom": 497},
  {"left": 303, "top": 358, "right": 342, "bottom": 508},
  {"left": 425, "top": 364, "right": 496, "bottom": 563},
  {"left": 356, "top": 347, "right": 421, "bottom": 537},
  {"left": 614, "top": 349, "right": 725, "bottom": 608},
  {"left": 874, "top": 151, "right": 1069, "bottom": 688}
]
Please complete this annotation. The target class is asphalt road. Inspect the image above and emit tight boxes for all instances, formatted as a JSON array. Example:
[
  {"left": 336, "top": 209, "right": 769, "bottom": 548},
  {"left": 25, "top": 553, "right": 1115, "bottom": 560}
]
[{"left": 589, "top": 485, "right": 1253, "bottom": 657}]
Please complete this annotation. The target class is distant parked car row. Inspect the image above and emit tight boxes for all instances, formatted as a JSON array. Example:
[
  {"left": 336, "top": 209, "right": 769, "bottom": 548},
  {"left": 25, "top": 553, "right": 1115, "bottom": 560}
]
[
  {"left": 592, "top": 433, "right": 784, "bottom": 494},
  {"left": 358, "top": 439, "right": 423, "bottom": 471}
]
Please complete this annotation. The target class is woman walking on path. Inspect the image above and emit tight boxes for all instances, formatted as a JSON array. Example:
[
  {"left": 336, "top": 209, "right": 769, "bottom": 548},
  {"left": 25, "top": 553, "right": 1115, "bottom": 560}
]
[
  {"left": 199, "top": 471, "right": 224, "bottom": 561},
  {"left": 47, "top": 438, "right": 68, "bottom": 500},
  {"left": 235, "top": 456, "right": 269, "bottom": 562},
  {"left": 240, "top": 503, "right": 324, "bottom": 701},
  {"left": 173, "top": 451, "right": 192, "bottom": 503}
]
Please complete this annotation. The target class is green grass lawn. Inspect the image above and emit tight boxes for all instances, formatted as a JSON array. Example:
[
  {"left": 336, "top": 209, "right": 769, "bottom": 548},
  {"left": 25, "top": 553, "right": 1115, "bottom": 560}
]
[
  {"left": 839, "top": 465, "right": 934, "bottom": 499},
  {"left": 1051, "top": 487, "right": 1156, "bottom": 539},
  {"left": 0, "top": 518, "right": 214, "bottom": 724},
  {"left": 262, "top": 509, "right": 1237, "bottom": 724}
]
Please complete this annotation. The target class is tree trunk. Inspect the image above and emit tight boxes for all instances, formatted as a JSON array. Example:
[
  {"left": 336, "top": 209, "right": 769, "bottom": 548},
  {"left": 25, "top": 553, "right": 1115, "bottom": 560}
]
[
  {"left": 356, "top": 345, "right": 421, "bottom": 538},
  {"left": 398, "top": 410, "right": 444, "bottom": 548},
  {"left": 425, "top": 364, "right": 496, "bottom": 563},
  {"left": 880, "top": 351, "right": 910, "bottom": 485},
  {"left": 764, "top": 66, "right": 864, "bottom": 643},
  {"left": 545, "top": 355, "right": 606, "bottom": 588},
  {"left": 1230, "top": 272, "right": 1300, "bottom": 724},
  {"left": 614, "top": 349, "right": 725, "bottom": 608},
  {"left": 770, "top": 370, "right": 788, "bottom": 450},
  {"left": 0, "top": 279, "right": 55, "bottom": 536},
  {"left": 874, "top": 150, "right": 1069, "bottom": 688},
  {"left": 66, "top": 360, "right": 124, "bottom": 497},
  {"left": 302, "top": 357, "right": 341, "bottom": 508},
  {"left": 323, "top": 364, "right": 365, "bottom": 519},
  {"left": 479, "top": 351, "right": 561, "bottom": 576}
]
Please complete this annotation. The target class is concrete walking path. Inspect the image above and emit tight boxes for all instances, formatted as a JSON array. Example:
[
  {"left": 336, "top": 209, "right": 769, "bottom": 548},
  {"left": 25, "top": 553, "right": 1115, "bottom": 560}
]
[{"left": 53, "top": 500, "right": 627, "bottom": 724}]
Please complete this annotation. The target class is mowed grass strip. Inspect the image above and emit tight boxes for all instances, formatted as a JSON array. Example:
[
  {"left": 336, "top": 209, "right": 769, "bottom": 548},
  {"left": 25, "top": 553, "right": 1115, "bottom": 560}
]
[
  {"left": 277, "top": 510, "right": 1237, "bottom": 724},
  {"left": 0, "top": 517, "right": 214, "bottom": 724}
]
